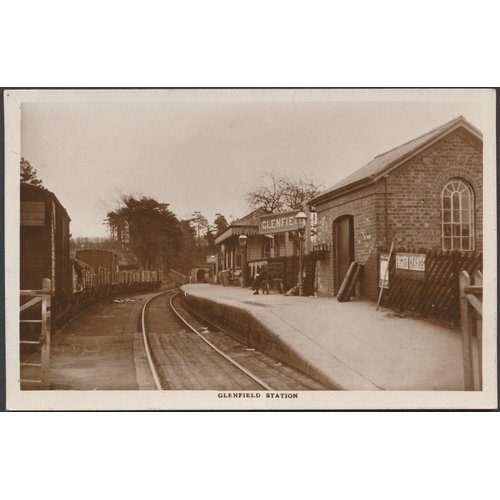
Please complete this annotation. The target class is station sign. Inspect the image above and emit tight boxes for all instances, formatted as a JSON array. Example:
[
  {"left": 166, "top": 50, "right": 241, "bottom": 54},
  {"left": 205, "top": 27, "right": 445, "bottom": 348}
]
[
  {"left": 259, "top": 210, "right": 300, "bottom": 235},
  {"left": 206, "top": 255, "right": 216, "bottom": 264},
  {"left": 394, "top": 252, "right": 426, "bottom": 281}
]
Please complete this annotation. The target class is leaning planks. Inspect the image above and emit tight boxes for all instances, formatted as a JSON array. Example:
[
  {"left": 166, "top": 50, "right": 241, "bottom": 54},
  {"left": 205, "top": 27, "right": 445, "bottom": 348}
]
[{"left": 337, "top": 262, "right": 362, "bottom": 303}]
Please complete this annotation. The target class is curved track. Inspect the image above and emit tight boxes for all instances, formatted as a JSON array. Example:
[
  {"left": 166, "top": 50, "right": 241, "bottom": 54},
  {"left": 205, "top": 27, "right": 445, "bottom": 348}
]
[{"left": 141, "top": 290, "right": 327, "bottom": 391}]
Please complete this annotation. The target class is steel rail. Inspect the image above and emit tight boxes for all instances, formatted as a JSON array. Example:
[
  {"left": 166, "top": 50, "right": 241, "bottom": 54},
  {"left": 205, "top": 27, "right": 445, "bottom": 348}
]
[
  {"left": 141, "top": 291, "right": 169, "bottom": 391},
  {"left": 168, "top": 293, "right": 274, "bottom": 391}
]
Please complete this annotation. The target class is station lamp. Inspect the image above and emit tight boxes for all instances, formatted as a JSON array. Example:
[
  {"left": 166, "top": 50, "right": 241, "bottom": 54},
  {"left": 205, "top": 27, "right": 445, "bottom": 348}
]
[
  {"left": 296, "top": 211, "right": 307, "bottom": 236},
  {"left": 238, "top": 234, "right": 248, "bottom": 287},
  {"left": 295, "top": 211, "right": 308, "bottom": 296}
]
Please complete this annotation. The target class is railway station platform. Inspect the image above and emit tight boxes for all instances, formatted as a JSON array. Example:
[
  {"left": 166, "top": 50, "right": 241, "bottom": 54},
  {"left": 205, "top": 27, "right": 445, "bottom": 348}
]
[{"left": 180, "top": 284, "right": 473, "bottom": 391}]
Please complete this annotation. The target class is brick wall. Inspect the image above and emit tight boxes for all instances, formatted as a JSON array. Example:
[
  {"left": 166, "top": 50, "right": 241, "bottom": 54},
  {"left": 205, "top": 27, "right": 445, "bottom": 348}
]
[
  {"left": 315, "top": 184, "right": 383, "bottom": 298},
  {"left": 386, "top": 130, "right": 483, "bottom": 252},
  {"left": 315, "top": 128, "right": 483, "bottom": 300}
]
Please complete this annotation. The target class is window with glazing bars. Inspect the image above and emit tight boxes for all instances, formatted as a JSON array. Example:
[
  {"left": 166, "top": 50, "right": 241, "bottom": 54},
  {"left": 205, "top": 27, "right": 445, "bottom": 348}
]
[
  {"left": 263, "top": 240, "right": 271, "bottom": 259},
  {"left": 441, "top": 179, "right": 474, "bottom": 251}
]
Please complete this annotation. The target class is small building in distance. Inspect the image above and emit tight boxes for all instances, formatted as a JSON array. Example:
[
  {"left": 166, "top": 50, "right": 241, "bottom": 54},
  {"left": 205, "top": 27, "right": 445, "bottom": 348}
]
[
  {"left": 309, "top": 115, "right": 483, "bottom": 300},
  {"left": 215, "top": 208, "right": 309, "bottom": 284},
  {"left": 74, "top": 248, "right": 119, "bottom": 284},
  {"left": 189, "top": 265, "right": 213, "bottom": 284},
  {"left": 214, "top": 208, "right": 269, "bottom": 285}
]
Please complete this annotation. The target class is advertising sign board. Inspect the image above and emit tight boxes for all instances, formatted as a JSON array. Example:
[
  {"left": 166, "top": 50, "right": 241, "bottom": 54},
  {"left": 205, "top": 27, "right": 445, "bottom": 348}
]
[{"left": 394, "top": 252, "right": 426, "bottom": 280}]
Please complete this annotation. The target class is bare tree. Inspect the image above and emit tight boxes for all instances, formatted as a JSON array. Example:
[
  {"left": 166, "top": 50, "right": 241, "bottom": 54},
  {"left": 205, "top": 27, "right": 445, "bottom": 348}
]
[
  {"left": 245, "top": 172, "right": 323, "bottom": 213},
  {"left": 281, "top": 177, "right": 323, "bottom": 211},
  {"left": 244, "top": 172, "right": 287, "bottom": 213}
]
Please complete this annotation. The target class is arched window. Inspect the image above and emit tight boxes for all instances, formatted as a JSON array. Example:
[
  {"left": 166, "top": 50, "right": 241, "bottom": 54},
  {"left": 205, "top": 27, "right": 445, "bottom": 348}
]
[
  {"left": 441, "top": 179, "right": 474, "bottom": 251},
  {"left": 263, "top": 240, "right": 272, "bottom": 259}
]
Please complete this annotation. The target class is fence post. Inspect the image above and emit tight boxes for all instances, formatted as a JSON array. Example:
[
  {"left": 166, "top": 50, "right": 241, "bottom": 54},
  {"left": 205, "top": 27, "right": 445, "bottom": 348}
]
[
  {"left": 459, "top": 271, "right": 474, "bottom": 390},
  {"left": 474, "top": 270, "right": 483, "bottom": 391},
  {"left": 40, "top": 279, "right": 52, "bottom": 388}
]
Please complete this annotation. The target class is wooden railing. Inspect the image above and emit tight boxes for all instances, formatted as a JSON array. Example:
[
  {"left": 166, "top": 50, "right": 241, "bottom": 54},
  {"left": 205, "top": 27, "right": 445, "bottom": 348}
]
[
  {"left": 459, "top": 270, "right": 482, "bottom": 391},
  {"left": 20, "top": 278, "right": 52, "bottom": 388},
  {"left": 168, "top": 269, "right": 188, "bottom": 284},
  {"left": 248, "top": 259, "right": 267, "bottom": 279}
]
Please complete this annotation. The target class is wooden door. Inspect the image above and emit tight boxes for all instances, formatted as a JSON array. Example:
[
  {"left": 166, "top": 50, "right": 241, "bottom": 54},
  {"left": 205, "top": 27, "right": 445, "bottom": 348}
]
[{"left": 337, "top": 216, "right": 354, "bottom": 288}]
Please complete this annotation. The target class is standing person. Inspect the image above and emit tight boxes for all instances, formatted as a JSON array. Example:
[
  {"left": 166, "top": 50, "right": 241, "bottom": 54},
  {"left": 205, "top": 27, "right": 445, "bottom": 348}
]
[
  {"left": 304, "top": 268, "right": 314, "bottom": 296},
  {"left": 252, "top": 265, "right": 268, "bottom": 294}
]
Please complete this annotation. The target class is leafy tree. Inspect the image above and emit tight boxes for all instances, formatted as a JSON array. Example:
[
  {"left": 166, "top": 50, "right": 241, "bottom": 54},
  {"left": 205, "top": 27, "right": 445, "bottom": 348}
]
[
  {"left": 204, "top": 227, "right": 216, "bottom": 255},
  {"left": 106, "top": 195, "right": 182, "bottom": 271},
  {"left": 20, "top": 157, "right": 43, "bottom": 187},
  {"left": 107, "top": 211, "right": 129, "bottom": 246},
  {"left": 213, "top": 213, "right": 229, "bottom": 235},
  {"left": 190, "top": 211, "right": 210, "bottom": 257},
  {"left": 176, "top": 219, "right": 198, "bottom": 275},
  {"left": 190, "top": 212, "right": 209, "bottom": 243},
  {"left": 245, "top": 172, "right": 323, "bottom": 213}
]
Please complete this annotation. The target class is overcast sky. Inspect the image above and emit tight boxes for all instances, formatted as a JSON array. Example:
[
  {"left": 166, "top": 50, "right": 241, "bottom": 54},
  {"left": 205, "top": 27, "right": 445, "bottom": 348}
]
[{"left": 19, "top": 89, "right": 492, "bottom": 238}]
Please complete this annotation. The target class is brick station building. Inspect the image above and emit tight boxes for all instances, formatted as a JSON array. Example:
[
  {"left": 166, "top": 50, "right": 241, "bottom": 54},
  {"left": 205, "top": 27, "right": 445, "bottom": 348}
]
[{"left": 309, "top": 116, "right": 483, "bottom": 300}]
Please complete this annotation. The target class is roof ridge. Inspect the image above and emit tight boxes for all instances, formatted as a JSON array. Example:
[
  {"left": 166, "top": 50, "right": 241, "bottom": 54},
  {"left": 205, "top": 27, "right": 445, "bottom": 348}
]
[
  {"left": 373, "top": 115, "right": 466, "bottom": 160},
  {"left": 311, "top": 115, "right": 482, "bottom": 204}
]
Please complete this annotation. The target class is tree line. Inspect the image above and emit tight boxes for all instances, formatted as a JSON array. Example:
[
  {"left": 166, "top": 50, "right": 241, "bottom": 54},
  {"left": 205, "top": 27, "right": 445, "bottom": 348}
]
[
  {"left": 22, "top": 158, "right": 322, "bottom": 276},
  {"left": 104, "top": 196, "right": 230, "bottom": 275}
]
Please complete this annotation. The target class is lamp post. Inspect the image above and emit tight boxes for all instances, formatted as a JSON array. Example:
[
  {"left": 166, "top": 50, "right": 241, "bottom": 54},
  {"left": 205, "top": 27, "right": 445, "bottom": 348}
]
[
  {"left": 295, "top": 211, "right": 308, "bottom": 296},
  {"left": 238, "top": 234, "right": 248, "bottom": 288}
]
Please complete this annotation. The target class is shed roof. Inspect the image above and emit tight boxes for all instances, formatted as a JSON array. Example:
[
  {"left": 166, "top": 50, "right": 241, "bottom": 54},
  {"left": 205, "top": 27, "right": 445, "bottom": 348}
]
[
  {"left": 215, "top": 208, "right": 267, "bottom": 245},
  {"left": 231, "top": 207, "right": 267, "bottom": 227},
  {"left": 311, "top": 116, "right": 482, "bottom": 205},
  {"left": 21, "top": 182, "right": 71, "bottom": 221}
]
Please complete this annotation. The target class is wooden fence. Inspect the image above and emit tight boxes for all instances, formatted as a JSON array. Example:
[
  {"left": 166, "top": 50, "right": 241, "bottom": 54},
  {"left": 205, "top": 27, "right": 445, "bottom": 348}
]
[
  {"left": 379, "top": 247, "right": 482, "bottom": 325},
  {"left": 459, "top": 270, "right": 482, "bottom": 390},
  {"left": 167, "top": 269, "right": 188, "bottom": 285},
  {"left": 20, "top": 278, "right": 52, "bottom": 388}
]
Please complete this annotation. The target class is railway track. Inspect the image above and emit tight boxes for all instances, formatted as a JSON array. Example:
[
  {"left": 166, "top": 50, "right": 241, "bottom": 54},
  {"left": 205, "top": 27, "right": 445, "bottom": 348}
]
[{"left": 141, "top": 290, "right": 327, "bottom": 391}]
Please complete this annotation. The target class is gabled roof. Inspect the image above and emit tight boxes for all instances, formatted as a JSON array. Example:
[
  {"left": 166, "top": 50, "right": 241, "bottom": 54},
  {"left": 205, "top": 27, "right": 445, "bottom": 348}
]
[
  {"left": 311, "top": 116, "right": 482, "bottom": 205},
  {"left": 215, "top": 208, "right": 267, "bottom": 245},
  {"left": 231, "top": 207, "right": 267, "bottom": 226}
]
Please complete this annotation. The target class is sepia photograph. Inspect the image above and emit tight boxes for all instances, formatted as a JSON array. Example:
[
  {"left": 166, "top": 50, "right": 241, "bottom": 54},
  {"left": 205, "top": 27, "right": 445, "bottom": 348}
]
[{"left": 4, "top": 88, "right": 497, "bottom": 410}]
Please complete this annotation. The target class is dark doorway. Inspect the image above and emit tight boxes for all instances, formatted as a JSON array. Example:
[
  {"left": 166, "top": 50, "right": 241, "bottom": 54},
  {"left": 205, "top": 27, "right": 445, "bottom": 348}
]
[
  {"left": 196, "top": 269, "right": 206, "bottom": 283},
  {"left": 336, "top": 215, "right": 354, "bottom": 289}
]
